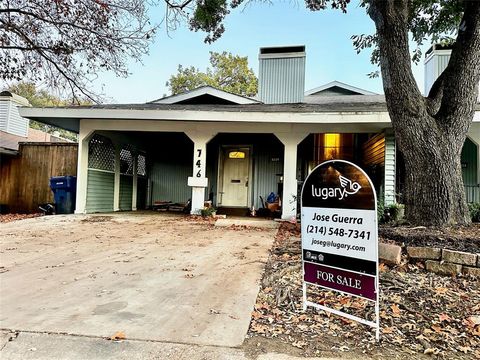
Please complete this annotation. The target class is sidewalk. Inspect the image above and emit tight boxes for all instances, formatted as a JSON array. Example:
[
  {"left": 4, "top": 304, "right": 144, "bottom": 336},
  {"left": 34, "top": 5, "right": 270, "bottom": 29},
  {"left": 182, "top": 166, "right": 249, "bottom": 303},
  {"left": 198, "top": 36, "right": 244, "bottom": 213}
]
[{"left": 0, "top": 331, "right": 344, "bottom": 360}]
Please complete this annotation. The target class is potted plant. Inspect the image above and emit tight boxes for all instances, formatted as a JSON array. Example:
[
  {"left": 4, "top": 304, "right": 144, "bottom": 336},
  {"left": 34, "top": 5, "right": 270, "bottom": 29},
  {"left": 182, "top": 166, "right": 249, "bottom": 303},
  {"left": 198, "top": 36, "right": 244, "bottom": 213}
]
[{"left": 201, "top": 206, "right": 217, "bottom": 218}]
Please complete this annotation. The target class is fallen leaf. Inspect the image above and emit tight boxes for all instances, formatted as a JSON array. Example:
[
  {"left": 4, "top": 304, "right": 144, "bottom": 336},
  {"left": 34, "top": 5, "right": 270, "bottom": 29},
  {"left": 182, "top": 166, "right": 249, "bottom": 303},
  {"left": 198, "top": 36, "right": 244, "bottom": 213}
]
[
  {"left": 391, "top": 304, "right": 401, "bottom": 317},
  {"left": 250, "top": 322, "right": 268, "bottom": 334},
  {"left": 463, "top": 315, "right": 480, "bottom": 327},
  {"left": 382, "top": 326, "right": 395, "bottom": 334},
  {"left": 251, "top": 311, "right": 263, "bottom": 320},
  {"left": 110, "top": 331, "right": 126, "bottom": 341},
  {"left": 438, "top": 313, "right": 451, "bottom": 322},
  {"left": 458, "top": 346, "right": 471, "bottom": 354},
  {"left": 431, "top": 325, "right": 443, "bottom": 333},
  {"left": 434, "top": 287, "right": 448, "bottom": 295}
]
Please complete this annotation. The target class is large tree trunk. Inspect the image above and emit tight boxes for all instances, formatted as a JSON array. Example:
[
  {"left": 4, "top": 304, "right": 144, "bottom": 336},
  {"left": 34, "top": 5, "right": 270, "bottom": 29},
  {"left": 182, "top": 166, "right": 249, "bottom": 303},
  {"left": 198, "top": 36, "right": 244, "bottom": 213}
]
[
  {"left": 368, "top": 0, "right": 480, "bottom": 226},
  {"left": 399, "top": 118, "right": 470, "bottom": 225}
]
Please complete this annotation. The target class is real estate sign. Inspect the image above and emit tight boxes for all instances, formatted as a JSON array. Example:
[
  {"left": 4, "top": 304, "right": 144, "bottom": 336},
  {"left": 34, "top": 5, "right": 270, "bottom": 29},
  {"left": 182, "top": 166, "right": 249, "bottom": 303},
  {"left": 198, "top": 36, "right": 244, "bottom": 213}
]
[{"left": 301, "top": 160, "right": 379, "bottom": 339}]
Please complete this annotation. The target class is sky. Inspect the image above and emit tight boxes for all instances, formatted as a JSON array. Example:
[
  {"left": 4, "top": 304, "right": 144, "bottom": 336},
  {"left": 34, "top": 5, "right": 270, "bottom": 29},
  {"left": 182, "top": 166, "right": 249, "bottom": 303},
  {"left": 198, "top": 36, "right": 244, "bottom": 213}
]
[{"left": 92, "top": 1, "right": 428, "bottom": 104}]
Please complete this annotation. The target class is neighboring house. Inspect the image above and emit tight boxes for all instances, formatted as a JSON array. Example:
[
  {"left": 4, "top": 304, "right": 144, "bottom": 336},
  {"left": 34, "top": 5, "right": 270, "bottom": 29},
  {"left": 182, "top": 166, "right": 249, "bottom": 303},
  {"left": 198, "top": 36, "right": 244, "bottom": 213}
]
[
  {"left": 0, "top": 91, "right": 70, "bottom": 154},
  {"left": 19, "top": 45, "right": 480, "bottom": 219},
  {"left": 0, "top": 91, "right": 78, "bottom": 213}
]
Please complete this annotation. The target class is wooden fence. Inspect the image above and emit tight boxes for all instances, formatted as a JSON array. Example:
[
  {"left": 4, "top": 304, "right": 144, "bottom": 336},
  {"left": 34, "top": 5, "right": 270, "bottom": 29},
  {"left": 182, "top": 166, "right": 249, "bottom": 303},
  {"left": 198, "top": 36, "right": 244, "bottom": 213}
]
[{"left": 0, "top": 142, "right": 78, "bottom": 213}]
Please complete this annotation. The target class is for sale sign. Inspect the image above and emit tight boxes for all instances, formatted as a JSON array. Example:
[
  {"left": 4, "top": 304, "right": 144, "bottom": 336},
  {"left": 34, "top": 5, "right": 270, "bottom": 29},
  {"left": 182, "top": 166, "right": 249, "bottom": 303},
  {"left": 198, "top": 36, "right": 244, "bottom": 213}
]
[{"left": 301, "top": 160, "right": 379, "bottom": 339}]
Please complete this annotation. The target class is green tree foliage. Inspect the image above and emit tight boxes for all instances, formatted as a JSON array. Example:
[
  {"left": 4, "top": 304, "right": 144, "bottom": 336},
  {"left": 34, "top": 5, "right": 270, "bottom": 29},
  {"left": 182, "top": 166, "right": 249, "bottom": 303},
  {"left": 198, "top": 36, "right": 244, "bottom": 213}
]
[
  {"left": 7, "top": 82, "right": 66, "bottom": 107},
  {"left": 166, "top": 51, "right": 258, "bottom": 96},
  {"left": 7, "top": 82, "right": 80, "bottom": 141}
]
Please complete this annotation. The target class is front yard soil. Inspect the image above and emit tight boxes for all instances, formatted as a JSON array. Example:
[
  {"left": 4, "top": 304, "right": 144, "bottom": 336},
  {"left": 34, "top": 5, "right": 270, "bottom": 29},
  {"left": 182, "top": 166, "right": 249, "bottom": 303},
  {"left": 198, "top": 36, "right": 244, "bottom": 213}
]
[
  {"left": 379, "top": 224, "right": 480, "bottom": 253},
  {"left": 0, "top": 213, "right": 42, "bottom": 223},
  {"left": 245, "top": 223, "right": 480, "bottom": 359}
]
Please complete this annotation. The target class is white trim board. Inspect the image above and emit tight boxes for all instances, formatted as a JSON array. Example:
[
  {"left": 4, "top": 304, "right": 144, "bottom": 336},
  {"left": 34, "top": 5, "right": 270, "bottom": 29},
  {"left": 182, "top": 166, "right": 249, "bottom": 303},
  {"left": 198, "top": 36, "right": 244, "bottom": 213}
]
[
  {"left": 305, "top": 81, "right": 377, "bottom": 96},
  {"left": 150, "top": 86, "right": 258, "bottom": 105}
]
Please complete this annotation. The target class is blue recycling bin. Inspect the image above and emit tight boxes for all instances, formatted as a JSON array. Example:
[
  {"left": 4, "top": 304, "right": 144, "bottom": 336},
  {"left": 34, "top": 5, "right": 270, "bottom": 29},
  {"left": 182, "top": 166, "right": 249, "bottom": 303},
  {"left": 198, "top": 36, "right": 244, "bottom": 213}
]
[{"left": 49, "top": 176, "right": 77, "bottom": 214}]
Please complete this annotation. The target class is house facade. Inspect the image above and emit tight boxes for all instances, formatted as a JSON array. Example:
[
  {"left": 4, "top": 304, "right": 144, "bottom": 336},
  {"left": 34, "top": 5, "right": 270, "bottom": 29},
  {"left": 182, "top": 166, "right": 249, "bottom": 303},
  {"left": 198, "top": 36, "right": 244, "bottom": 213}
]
[{"left": 19, "top": 46, "right": 480, "bottom": 219}]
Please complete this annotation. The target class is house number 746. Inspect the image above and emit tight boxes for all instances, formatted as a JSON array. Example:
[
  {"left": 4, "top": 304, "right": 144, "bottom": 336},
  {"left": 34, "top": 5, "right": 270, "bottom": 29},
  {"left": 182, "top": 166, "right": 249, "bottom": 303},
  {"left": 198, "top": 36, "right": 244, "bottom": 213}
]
[{"left": 196, "top": 149, "right": 202, "bottom": 177}]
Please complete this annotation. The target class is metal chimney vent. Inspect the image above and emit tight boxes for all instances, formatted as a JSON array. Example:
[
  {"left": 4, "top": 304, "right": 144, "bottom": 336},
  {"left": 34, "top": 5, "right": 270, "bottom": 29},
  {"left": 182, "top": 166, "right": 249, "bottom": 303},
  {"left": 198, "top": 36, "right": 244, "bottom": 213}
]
[{"left": 258, "top": 45, "right": 306, "bottom": 104}]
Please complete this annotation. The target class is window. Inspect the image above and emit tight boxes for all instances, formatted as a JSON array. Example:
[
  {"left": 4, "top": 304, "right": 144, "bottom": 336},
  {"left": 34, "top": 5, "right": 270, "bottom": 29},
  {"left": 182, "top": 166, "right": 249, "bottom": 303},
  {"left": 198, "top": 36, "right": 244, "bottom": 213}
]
[
  {"left": 137, "top": 154, "right": 147, "bottom": 176},
  {"left": 324, "top": 133, "right": 341, "bottom": 160},
  {"left": 120, "top": 144, "right": 134, "bottom": 175},
  {"left": 229, "top": 151, "right": 246, "bottom": 159},
  {"left": 88, "top": 134, "right": 115, "bottom": 172}
]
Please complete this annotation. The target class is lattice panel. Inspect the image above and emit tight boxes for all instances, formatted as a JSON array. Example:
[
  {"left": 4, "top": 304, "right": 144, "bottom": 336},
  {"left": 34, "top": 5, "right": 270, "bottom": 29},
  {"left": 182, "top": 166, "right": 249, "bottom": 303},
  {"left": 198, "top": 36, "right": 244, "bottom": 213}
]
[
  {"left": 137, "top": 154, "right": 147, "bottom": 176},
  {"left": 88, "top": 135, "right": 115, "bottom": 172},
  {"left": 120, "top": 144, "right": 134, "bottom": 175}
]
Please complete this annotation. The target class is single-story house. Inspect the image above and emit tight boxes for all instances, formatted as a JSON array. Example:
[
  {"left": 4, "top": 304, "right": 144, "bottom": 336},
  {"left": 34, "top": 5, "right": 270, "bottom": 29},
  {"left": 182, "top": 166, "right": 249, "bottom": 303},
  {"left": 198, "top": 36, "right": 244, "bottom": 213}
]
[{"left": 19, "top": 45, "right": 480, "bottom": 219}]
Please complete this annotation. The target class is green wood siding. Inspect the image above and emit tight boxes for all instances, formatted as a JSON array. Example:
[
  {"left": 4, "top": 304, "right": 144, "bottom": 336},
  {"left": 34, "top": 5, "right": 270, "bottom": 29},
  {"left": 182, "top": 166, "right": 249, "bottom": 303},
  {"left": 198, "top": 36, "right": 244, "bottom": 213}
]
[
  {"left": 252, "top": 144, "right": 284, "bottom": 209},
  {"left": 119, "top": 175, "right": 133, "bottom": 210},
  {"left": 86, "top": 169, "right": 114, "bottom": 213},
  {"left": 150, "top": 155, "right": 191, "bottom": 204}
]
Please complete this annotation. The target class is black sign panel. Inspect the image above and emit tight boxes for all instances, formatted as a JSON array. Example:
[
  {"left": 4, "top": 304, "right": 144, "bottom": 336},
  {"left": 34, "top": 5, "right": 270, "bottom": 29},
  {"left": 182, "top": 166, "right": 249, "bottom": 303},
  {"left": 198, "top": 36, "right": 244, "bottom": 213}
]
[{"left": 301, "top": 160, "right": 375, "bottom": 210}]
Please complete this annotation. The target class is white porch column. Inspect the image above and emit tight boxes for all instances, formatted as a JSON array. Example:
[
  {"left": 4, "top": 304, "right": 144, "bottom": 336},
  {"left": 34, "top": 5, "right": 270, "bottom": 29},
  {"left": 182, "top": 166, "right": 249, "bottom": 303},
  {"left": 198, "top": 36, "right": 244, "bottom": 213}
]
[
  {"left": 275, "top": 132, "right": 308, "bottom": 221},
  {"left": 132, "top": 151, "right": 138, "bottom": 211},
  {"left": 113, "top": 143, "right": 121, "bottom": 212},
  {"left": 74, "top": 129, "right": 94, "bottom": 214},
  {"left": 185, "top": 131, "right": 217, "bottom": 215}
]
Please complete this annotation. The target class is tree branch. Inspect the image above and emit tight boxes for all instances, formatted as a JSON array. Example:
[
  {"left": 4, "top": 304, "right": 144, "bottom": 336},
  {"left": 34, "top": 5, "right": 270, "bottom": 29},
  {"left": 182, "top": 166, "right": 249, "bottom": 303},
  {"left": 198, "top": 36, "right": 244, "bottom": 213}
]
[
  {"left": 164, "top": 0, "right": 194, "bottom": 10},
  {"left": 367, "top": 0, "right": 425, "bottom": 123},
  {"left": 437, "top": 0, "right": 480, "bottom": 129},
  {"left": 4, "top": 20, "right": 95, "bottom": 102},
  {"left": 426, "top": 68, "right": 446, "bottom": 116}
]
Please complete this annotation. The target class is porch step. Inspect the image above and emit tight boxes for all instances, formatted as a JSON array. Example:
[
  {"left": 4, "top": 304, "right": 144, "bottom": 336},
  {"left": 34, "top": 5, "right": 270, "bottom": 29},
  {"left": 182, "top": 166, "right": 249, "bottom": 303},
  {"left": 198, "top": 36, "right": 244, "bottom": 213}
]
[{"left": 214, "top": 218, "right": 279, "bottom": 229}]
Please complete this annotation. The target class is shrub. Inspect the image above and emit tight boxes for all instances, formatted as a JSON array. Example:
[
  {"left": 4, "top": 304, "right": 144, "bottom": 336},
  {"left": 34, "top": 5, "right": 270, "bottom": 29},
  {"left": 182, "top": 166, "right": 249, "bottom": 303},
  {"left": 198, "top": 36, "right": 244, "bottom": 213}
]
[
  {"left": 377, "top": 197, "right": 386, "bottom": 223},
  {"left": 200, "top": 206, "right": 216, "bottom": 217},
  {"left": 469, "top": 202, "right": 480, "bottom": 222},
  {"left": 388, "top": 203, "right": 405, "bottom": 222}
]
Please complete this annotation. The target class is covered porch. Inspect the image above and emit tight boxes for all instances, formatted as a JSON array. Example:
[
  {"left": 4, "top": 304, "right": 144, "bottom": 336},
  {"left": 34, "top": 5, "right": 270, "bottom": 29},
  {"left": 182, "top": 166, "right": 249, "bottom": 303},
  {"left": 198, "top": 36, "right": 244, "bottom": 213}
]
[{"left": 74, "top": 118, "right": 394, "bottom": 220}]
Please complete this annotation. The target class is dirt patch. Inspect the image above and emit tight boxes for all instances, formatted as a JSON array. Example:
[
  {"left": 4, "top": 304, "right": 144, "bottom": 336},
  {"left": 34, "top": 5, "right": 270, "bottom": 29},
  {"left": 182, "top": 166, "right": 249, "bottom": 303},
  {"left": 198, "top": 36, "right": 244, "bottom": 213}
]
[
  {"left": 80, "top": 215, "right": 114, "bottom": 223},
  {"left": 380, "top": 224, "right": 480, "bottom": 253},
  {"left": 245, "top": 223, "right": 480, "bottom": 359},
  {"left": 0, "top": 213, "right": 42, "bottom": 223},
  {"left": 242, "top": 337, "right": 304, "bottom": 359}
]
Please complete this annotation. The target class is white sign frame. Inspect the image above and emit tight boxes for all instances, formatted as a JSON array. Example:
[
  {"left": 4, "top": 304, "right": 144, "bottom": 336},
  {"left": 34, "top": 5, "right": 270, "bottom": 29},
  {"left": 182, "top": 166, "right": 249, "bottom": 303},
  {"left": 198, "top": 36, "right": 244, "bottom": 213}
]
[{"left": 300, "top": 160, "right": 380, "bottom": 341}]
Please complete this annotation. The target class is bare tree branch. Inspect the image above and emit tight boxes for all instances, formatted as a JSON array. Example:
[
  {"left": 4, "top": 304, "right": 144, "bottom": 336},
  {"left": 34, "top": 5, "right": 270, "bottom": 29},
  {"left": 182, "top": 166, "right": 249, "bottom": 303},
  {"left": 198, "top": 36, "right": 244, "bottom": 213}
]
[
  {"left": 436, "top": 0, "right": 480, "bottom": 129},
  {"left": 0, "top": 0, "right": 156, "bottom": 103}
]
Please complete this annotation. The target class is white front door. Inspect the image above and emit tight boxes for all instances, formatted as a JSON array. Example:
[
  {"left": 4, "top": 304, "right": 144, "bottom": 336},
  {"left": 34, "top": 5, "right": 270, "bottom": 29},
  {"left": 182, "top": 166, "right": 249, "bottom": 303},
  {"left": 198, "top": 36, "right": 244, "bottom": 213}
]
[{"left": 219, "top": 147, "right": 250, "bottom": 207}]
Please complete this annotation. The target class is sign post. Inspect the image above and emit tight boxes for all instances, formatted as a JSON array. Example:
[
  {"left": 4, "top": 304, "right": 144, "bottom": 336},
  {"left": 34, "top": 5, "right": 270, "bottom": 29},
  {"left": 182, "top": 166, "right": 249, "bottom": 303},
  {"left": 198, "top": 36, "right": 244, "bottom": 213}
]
[{"left": 301, "top": 160, "right": 380, "bottom": 340}]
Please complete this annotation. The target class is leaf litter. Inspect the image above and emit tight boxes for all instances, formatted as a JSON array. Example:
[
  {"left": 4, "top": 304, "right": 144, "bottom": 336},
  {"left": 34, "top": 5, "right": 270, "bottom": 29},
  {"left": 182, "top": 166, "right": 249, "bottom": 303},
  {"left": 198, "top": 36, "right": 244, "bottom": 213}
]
[{"left": 246, "top": 222, "right": 480, "bottom": 359}]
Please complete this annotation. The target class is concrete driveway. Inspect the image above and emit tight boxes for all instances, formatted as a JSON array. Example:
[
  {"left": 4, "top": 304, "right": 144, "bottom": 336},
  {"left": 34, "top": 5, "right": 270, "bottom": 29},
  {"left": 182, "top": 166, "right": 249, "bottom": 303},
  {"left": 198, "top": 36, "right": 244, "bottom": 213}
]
[{"left": 0, "top": 213, "right": 275, "bottom": 347}]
